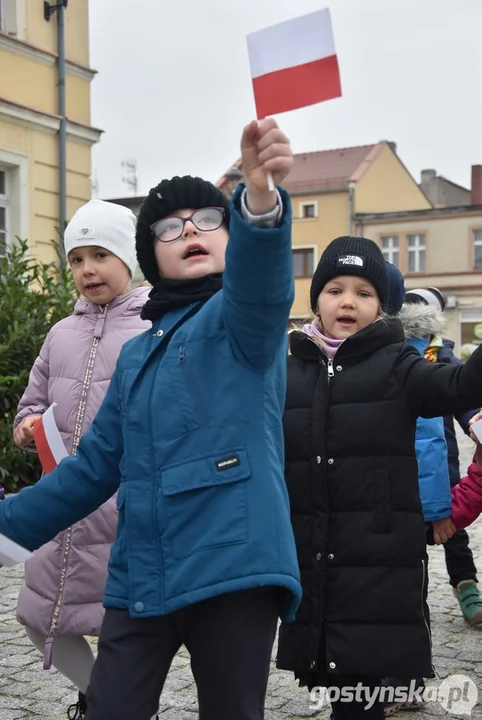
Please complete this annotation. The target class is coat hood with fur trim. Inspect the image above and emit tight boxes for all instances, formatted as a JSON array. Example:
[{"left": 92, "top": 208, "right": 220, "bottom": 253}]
[{"left": 397, "top": 301, "right": 448, "bottom": 340}]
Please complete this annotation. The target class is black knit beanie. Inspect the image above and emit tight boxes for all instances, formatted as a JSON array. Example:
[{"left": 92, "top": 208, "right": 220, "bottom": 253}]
[
  {"left": 310, "top": 236, "right": 389, "bottom": 312},
  {"left": 136, "top": 176, "right": 231, "bottom": 286}
]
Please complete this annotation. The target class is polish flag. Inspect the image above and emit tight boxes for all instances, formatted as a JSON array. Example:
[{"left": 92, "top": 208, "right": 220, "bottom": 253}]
[
  {"left": 33, "top": 403, "right": 68, "bottom": 474},
  {"left": 247, "top": 8, "right": 342, "bottom": 119}
]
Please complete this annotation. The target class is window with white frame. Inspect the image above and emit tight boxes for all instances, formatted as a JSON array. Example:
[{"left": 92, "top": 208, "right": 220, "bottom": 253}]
[
  {"left": 0, "top": 0, "right": 19, "bottom": 34},
  {"left": 407, "top": 234, "right": 426, "bottom": 272},
  {"left": 300, "top": 202, "right": 317, "bottom": 219},
  {"left": 380, "top": 236, "right": 399, "bottom": 267},
  {"left": 292, "top": 248, "right": 315, "bottom": 278},
  {"left": 473, "top": 229, "right": 482, "bottom": 269},
  {"left": 0, "top": 151, "right": 29, "bottom": 252},
  {"left": 0, "top": 169, "right": 7, "bottom": 257}
]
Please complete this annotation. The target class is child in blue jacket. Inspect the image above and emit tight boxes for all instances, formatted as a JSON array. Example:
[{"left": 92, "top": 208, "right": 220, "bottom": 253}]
[
  {"left": 399, "top": 300, "right": 452, "bottom": 536},
  {"left": 0, "top": 119, "right": 302, "bottom": 720}
]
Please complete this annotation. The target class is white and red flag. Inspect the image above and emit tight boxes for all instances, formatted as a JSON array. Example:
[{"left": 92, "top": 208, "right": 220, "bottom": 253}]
[
  {"left": 247, "top": 8, "right": 342, "bottom": 119},
  {"left": 33, "top": 403, "right": 68, "bottom": 474}
]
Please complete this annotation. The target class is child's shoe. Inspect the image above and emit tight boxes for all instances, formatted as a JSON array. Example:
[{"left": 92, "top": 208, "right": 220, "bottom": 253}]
[
  {"left": 67, "top": 691, "right": 87, "bottom": 719},
  {"left": 454, "top": 580, "right": 482, "bottom": 626},
  {"left": 383, "top": 678, "right": 425, "bottom": 716}
]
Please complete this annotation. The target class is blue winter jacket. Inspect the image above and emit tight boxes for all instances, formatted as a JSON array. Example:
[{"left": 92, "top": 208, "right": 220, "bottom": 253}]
[
  {"left": 406, "top": 335, "right": 451, "bottom": 521},
  {"left": 0, "top": 186, "right": 302, "bottom": 622}
]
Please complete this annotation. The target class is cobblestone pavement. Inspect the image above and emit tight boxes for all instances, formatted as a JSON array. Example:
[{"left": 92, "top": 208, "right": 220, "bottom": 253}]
[{"left": 1, "top": 431, "right": 482, "bottom": 719}]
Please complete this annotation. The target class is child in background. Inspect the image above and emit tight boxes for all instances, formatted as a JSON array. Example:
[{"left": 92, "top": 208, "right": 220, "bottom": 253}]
[
  {"left": 13, "top": 199, "right": 149, "bottom": 719},
  {"left": 451, "top": 412, "right": 482, "bottom": 531},
  {"left": 405, "top": 287, "right": 482, "bottom": 626}
]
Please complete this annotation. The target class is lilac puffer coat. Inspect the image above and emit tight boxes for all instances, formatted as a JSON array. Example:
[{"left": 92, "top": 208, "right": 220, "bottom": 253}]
[{"left": 14, "top": 287, "right": 150, "bottom": 668}]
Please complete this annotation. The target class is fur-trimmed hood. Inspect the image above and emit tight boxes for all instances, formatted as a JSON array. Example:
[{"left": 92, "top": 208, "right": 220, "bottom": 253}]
[{"left": 397, "top": 302, "right": 448, "bottom": 340}]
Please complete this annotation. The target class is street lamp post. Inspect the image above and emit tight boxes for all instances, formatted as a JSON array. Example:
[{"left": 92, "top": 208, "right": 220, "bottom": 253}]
[{"left": 44, "top": 0, "right": 68, "bottom": 269}]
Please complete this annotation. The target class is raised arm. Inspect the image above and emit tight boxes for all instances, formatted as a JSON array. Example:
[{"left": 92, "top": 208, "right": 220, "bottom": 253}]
[{"left": 223, "top": 119, "right": 294, "bottom": 370}]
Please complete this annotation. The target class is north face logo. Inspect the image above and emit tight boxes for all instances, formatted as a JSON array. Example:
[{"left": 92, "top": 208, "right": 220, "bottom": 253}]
[{"left": 337, "top": 254, "right": 364, "bottom": 267}]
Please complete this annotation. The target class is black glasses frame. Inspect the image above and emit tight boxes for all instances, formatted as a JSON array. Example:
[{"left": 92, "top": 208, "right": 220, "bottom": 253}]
[{"left": 149, "top": 207, "right": 225, "bottom": 243}]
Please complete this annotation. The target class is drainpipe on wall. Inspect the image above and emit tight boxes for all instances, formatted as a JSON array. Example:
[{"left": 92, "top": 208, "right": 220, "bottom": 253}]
[
  {"left": 347, "top": 181, "right": 355, "bottom": 236},
  {"left": 44, "top": 0, "right": 68, "bottom": 270}
]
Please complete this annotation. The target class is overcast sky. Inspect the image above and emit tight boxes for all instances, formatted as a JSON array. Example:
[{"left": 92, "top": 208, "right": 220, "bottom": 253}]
[{"left": 88, "top": 0, "right": 482, "bottom": 201}]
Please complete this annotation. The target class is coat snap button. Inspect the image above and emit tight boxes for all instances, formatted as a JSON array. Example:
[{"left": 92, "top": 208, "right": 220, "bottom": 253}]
[
  {"left": 316, "top": 553, "right": 322, "bottom": 561},
  {"left": 316, "top": 456, "right": 322, "bottom": 464},
  {"left": 336, "top": 365, "right": 342, "bottom": 371},
  {"left": 329, "top": 661, "right": 336, "bottom": 669},
  {"left": 328, "top": 458, "right": 334, "bottom": 465},
  {"left": 153, "top": 329, "right": 164, "bottom": 338},
  {"left": 328, "top": 553, "right": 334, "bottom": 560},
  {"left": 134, "top": 601, "right": 144, "bottom": 612},
  {"left": 310, "top": 660, "right": 316, "bottom": 669}
]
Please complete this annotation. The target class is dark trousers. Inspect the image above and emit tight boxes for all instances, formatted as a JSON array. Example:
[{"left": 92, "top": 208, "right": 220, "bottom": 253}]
[
  {"left": 444, "top": 528, "right": 478, "bottom": 587},
  {"left": 330, "top": 675, "right": 384, "bottom": 719},
  {"left": 445, "top": 471, "right": 478, "bottom": 586},
  {"left": 85, "top": 588, "right": 280, "bottom": 720}
]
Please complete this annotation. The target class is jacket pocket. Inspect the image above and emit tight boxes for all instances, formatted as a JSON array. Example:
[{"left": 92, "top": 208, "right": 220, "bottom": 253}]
[{"left": 160, "top": 448, "right": 250, "bottom": 560}]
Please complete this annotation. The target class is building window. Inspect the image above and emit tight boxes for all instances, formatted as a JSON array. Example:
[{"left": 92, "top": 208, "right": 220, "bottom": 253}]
[
  {"left": 300, "top": 202, "right": 317, "bottom": 219},
  {"left": 473, "top": 229, "right": 482, "bottom": 269},
  {"left": 0, "top": 169, "right": 7, "bottom": 257},
  {"left": 0, "top": 0, "right": 19, "bottom": 34},
  {"left": 0, "top": 152, "right": 29, "bottom": 252},
  {"left": 407, "top": 234, "right": 426, "bottom": 272},
  {"left": 293, "top": 248, "right": 315, "bottom": 278},
  {"left": 380, "top": 236, "right": 399, "bottom": 267}
]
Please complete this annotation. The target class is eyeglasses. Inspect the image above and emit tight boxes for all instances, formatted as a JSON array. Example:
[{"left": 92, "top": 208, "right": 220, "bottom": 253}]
[{"left": 150, "top": 207, "right": 225, "bottom": 243}]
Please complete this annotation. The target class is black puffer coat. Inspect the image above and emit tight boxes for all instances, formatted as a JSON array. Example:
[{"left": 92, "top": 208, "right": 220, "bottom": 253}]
[{"left": 277, "top": 317, "right": 482, "bottom": 683}]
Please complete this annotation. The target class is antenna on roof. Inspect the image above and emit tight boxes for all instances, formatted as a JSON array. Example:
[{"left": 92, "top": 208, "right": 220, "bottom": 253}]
[{"left": 121, "top": 159, "right": 138, "bottom": 195}]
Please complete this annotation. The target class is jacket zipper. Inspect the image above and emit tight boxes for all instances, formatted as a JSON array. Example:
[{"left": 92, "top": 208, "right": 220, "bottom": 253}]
[
  {"left": 421, "top": 558, "right": 437, "bottom": 679},
  {"left": 306, "top": 341, "right": 334, "bottom": 670},
  {"left": 44, "top": 308, "right": 105, "bottom": 663},
  {"left": 327, "top": 357, "right": 334, "bottom": 379}
]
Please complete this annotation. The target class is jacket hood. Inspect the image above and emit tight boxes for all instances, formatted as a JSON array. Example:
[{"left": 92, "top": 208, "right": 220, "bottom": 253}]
[
  {"left": 73, "top": 286, "right": 150, "bottom": 317},
  {"left": 397, "top": 302, "right": 448, "bottom": 340}
]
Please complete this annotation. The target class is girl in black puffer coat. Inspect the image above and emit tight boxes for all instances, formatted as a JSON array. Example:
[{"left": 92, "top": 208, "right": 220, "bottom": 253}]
[{"left": 278, "top": 236, "right": 482, "bottom": 720}]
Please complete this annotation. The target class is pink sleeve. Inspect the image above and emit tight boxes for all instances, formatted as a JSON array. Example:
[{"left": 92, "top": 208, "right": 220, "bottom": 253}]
[
  {"left": 451, "top": 459, "right": 482, "bottom": 530},
  {"left": 13, "top": 335, "right": 51, "bottom": 448}
]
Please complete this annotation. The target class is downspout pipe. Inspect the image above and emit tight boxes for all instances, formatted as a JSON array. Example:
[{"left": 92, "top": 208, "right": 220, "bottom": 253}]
[
  {"left": 44, "top": 1, "right": 68, "bottom": 270},
  {"left": 57, "top": 2, "right": 67, "bottom": 269}
]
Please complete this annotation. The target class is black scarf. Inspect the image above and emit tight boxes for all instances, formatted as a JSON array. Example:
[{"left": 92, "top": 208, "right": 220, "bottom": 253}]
[{"left": 141, "top": 273, "right": 223, "bottom": 321}]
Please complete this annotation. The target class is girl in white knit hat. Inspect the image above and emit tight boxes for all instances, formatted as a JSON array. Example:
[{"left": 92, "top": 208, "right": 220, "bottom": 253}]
[{"left": 12, "top": 199, "right": 150, "bottom": 720}]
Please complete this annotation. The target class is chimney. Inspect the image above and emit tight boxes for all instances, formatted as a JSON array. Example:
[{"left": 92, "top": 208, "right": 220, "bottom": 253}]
[
  {"left": 471, "top": 165, "right": 482, "bottom": 205},
  {"left": 421, "top": 169, "right": 436, "bottom": 184}
]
